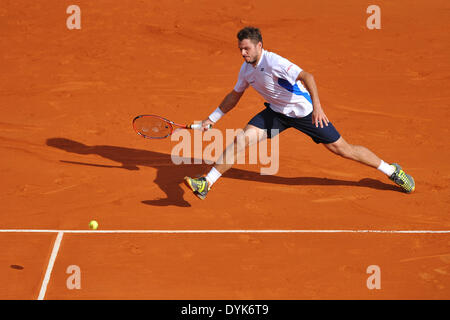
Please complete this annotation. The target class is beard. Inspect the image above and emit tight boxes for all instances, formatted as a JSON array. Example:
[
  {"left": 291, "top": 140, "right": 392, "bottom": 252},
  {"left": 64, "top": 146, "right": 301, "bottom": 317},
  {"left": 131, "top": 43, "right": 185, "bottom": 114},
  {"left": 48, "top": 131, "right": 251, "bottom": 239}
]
[{"left": 244, "top": 56, "right": 257, "bottom": 64}]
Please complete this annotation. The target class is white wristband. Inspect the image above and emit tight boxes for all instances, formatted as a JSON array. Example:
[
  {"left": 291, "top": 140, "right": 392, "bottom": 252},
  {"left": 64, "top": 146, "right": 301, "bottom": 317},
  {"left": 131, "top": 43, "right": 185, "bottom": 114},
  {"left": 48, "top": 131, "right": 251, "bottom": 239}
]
[{"left": 208, "top": 107, "right": 225, "bottom": 123}]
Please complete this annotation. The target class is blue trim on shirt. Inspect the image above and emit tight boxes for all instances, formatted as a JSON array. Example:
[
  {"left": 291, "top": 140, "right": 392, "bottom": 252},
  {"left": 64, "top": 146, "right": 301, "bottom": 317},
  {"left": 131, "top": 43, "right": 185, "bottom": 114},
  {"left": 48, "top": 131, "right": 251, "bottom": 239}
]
[{"left": 277, "top": 78, "right": 312, "bottom": 104}]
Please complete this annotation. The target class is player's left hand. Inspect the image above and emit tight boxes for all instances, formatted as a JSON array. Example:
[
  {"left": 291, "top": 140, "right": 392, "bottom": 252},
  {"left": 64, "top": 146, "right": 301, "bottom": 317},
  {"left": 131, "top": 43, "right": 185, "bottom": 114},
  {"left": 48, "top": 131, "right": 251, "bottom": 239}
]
[{"left": 312, "top": 105, "right": 329, "bottom": 128}]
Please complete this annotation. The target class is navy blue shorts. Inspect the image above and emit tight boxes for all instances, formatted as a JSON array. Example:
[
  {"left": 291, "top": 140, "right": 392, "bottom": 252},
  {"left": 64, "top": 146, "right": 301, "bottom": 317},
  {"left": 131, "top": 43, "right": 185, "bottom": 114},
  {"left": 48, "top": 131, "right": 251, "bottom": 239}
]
[{"left": 248, "top": 103, "right": 341, "bottom": 144}]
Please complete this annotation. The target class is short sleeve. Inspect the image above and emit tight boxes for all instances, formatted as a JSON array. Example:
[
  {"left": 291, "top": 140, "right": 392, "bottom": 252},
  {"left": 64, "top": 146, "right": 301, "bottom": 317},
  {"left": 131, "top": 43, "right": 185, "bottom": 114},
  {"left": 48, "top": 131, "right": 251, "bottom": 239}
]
[
  {"left": 271, "top": 56, "right": 302, "bottom": 85},
  {"left": 233, "top": 63, "right": 249, "bottom": 93}
]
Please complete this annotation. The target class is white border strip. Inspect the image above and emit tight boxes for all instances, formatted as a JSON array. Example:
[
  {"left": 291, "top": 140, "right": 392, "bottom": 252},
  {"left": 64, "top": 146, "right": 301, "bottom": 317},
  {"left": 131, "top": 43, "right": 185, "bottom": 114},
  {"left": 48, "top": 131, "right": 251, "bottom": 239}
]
[
  {"left": 1, "top": 229, "right": 449, "bottom": 234},
  {"left": 37, "top": 231, "right": 64, "bottom": 300}
]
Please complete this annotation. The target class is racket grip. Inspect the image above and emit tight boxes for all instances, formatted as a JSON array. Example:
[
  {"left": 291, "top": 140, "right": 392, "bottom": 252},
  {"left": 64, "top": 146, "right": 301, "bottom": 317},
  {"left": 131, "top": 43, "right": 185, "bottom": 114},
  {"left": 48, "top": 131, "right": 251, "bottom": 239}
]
[{"left": 190, "top": 123, "right": 212, "bottom": 130}]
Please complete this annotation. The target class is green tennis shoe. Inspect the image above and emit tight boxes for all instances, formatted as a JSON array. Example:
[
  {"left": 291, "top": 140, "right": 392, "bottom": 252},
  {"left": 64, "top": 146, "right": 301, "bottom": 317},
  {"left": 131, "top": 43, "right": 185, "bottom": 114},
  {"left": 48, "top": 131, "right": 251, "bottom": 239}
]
[
  {"left": 184, "top": 176, "right": 210, "bottom": 200},
  {"left": 389, "top": 163, "right": 415, "bottom": 193}
]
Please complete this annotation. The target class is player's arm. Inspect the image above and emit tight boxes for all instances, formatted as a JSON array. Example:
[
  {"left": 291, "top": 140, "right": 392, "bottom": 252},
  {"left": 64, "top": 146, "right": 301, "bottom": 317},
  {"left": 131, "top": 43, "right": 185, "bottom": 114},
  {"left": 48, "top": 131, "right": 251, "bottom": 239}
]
[
  {"left": 297, "top": 70, "right": 329, "bottom": 128},
  {"left": 217, "top": 89, "right": 244, "bottom": 113},
  {"left": 202, "top": 89, "right": 244, "bottom": 130}
]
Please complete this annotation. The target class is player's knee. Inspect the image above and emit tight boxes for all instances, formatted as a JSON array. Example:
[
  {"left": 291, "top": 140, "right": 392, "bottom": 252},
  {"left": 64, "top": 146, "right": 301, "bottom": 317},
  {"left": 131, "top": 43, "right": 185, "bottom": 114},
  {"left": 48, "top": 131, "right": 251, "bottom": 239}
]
[
  {"left": 244, "top": 128, "right": 265, "bottom": 147},
  {"left": 328, "top": 142, "right": 354, "bottom": 159},
  {"left": 339, "top": 144, "right": 357, "bottom": 159},
  {"left": 232, "top": 132, "right": 247, "bottom": 151}
]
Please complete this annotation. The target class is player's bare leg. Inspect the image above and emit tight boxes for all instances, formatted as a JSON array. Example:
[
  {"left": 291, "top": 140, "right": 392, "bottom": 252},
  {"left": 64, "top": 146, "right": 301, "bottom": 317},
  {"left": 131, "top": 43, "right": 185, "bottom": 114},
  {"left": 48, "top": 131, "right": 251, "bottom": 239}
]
[
  {"left": 324, "top": 137, "right": 381, "bottom": 168},
  {"left": 324, "top": 137, "right": 415, "bottom": 192},
  {"left": 214, "top": 124, "right": 267, "bottom": 174},
  {"left": 184, "top": 125, "right": 267, "bottom": 199}
]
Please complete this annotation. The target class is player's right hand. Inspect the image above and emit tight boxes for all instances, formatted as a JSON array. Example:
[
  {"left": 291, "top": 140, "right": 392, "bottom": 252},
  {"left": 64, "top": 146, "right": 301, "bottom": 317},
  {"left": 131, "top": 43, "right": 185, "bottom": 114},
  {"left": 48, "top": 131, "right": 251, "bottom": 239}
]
[{"left": 201, "top": 118, "right": 215, "bottom": 131}]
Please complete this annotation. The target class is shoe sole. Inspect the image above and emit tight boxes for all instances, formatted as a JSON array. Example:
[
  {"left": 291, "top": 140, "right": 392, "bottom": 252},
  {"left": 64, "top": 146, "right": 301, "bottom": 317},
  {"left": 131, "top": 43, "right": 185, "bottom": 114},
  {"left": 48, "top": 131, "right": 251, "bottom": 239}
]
[
  {"left": 184, "top": 176, "right": 196, "bottom": 192},
  {"left": 405, "top": 175, "right": 415, "bottom": 193},
  {"left": 194, "top": 192, "right": 206, "bottom": 200}
]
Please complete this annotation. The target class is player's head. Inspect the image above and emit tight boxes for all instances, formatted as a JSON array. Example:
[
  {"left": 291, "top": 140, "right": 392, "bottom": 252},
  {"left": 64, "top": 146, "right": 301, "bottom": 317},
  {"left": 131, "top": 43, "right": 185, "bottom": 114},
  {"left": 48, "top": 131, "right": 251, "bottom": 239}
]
[{"left": 237, "top": 26, "right": 263, "bottom": 65}]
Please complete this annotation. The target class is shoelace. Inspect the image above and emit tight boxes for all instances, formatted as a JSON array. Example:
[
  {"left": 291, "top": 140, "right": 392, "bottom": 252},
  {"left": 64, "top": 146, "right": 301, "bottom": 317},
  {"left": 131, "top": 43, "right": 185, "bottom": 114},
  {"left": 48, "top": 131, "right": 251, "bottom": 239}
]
[
  {"left": 394, "top": 170, "right": 413, "bottom": 190},
  {"left": 195, "top": 179, "right": 207, "bottom": 192}
]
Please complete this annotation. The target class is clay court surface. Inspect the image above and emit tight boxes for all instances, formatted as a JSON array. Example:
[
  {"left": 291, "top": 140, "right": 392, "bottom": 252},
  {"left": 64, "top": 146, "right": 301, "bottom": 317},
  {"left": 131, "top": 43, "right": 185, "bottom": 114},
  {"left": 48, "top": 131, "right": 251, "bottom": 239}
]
[{"left": 1, "top": 0, "right": 449, "bottom": 299}]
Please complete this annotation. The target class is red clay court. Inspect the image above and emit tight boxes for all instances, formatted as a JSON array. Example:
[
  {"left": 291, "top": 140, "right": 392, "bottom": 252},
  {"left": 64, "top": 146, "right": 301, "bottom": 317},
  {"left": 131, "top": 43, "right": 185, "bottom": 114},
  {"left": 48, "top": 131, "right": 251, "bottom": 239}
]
[{"left": 1, "top": 0, "right": 449, "bottom": 299}]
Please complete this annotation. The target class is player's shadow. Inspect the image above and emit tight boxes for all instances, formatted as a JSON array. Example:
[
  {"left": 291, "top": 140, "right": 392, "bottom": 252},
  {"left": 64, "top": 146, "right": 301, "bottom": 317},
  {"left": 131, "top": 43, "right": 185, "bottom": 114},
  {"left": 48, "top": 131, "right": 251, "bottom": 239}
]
[{"left": 46, "top": 138, "right": 399, "bottom": 207}]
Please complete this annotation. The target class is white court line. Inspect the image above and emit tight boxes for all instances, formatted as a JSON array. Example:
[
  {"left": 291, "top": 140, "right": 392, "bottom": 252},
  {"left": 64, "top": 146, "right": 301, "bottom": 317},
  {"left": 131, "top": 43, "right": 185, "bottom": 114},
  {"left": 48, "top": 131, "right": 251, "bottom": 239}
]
[
  {"left": 0, "top": 229, "right": 450, "bottom": 234},
  {"left": 3, "top": 228, "right": 448, "bottom": 300},
  {"left": 37, "top": 231, "right": 64, "bottom": 300}
]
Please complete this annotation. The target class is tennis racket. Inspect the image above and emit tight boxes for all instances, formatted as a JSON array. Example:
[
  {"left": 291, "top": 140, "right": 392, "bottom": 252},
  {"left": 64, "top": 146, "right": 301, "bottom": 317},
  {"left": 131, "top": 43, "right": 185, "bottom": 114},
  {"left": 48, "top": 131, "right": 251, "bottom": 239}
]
[{"left": 132, "top": 114, "right": 211, "bottom": 139}]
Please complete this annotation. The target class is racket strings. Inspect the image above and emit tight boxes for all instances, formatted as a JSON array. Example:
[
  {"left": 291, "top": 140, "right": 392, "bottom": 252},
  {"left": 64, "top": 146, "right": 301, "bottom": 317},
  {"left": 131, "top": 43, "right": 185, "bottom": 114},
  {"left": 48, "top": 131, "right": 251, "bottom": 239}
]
[{"left": 134, "top": 116, "right": 173, "bottom": 139}]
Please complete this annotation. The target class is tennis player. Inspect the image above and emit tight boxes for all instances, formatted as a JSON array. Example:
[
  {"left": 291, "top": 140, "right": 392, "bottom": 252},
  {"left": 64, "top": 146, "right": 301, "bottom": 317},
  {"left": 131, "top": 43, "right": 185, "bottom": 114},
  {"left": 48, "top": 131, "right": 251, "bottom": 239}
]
[{"left": 184, "top": 27, "right": 415, "bottom": 200}]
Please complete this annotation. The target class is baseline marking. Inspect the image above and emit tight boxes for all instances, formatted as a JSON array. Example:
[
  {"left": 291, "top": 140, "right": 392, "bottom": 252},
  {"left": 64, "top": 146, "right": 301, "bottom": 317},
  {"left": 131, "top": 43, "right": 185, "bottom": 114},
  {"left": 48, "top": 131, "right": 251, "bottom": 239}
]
[
  {"left": 1, "top": 229, "right": 450, "bottom": 234},
  {"left": 37, "top": 231, "right": 64, "bottom": 300},
  {"left": 3, "top": 228, "right": 448, "bottom": 300}
]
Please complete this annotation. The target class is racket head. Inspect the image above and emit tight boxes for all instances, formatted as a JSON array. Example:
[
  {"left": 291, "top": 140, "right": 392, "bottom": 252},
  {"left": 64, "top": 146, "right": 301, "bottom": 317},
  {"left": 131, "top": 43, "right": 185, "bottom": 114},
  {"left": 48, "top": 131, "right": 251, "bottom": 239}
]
[{"left": 133, "top": 115, "right": 177, "bottom": 139}]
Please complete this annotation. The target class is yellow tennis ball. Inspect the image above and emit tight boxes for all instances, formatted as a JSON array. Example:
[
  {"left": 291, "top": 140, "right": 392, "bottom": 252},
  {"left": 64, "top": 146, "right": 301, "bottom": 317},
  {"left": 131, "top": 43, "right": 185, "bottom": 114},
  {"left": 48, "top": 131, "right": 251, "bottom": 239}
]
[{"left": 89, "top": 220, "right": 98, "bottom": 230}]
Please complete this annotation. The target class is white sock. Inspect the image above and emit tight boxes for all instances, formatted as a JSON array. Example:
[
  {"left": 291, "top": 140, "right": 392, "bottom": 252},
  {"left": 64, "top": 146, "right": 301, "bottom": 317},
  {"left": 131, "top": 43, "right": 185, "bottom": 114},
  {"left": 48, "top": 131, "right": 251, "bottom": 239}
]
[
  {"left": 205, "top": 167, "right": 222, "bottom": 187},
  {"left": 377, "top": 160, "right": 395, "bottom": 176}
]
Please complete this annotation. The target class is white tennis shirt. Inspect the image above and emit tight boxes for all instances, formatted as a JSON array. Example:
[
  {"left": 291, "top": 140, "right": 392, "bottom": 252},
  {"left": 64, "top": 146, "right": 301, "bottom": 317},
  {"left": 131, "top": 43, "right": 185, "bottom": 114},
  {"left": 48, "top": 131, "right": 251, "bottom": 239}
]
[{"left": 233, "top": 49, "right": 313, "bottom": 118}]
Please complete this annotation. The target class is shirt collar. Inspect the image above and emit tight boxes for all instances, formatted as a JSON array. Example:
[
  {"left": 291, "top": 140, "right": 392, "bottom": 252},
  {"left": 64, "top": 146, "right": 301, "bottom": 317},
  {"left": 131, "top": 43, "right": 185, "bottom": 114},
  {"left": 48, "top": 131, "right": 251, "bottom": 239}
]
[{"left": 253, "top": 49, "right": 265, "bottom": 69}]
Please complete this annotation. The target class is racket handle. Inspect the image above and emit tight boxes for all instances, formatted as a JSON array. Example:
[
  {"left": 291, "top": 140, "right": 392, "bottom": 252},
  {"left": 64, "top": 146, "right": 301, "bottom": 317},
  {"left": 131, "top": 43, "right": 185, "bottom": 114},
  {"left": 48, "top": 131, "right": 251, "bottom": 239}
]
[{"left": 190, "top": 123, "right": 212, "bottom": 130}]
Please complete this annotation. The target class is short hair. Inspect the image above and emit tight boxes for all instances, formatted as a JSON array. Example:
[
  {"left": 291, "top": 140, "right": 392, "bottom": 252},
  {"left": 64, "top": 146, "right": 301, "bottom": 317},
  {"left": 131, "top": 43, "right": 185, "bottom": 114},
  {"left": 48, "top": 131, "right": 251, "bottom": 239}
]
[{"left": 237, "top": 26, "right": 263, "bottom": 45}]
